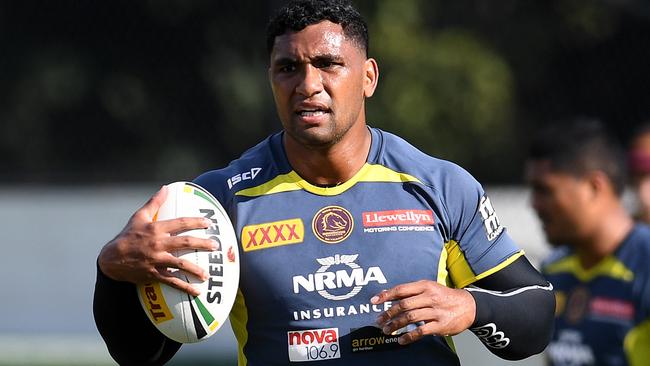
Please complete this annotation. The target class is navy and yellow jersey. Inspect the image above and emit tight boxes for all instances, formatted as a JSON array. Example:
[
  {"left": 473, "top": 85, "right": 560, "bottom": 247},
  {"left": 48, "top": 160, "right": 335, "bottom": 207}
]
[
  {"left": 542, "top": 224, "right": 650, "bottom": 366},
  {"left": 194, "top": 127, "right": 523, "bottom": 365}
]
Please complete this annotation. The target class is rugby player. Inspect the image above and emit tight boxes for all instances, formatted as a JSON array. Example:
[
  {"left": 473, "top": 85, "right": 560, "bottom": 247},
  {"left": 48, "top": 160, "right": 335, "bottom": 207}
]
[
  {"left": 94, "top": 0, "right": 555, "bottom": 364},
  {"left": 527, "top": 120, "right": 650, "bottom": 365}
]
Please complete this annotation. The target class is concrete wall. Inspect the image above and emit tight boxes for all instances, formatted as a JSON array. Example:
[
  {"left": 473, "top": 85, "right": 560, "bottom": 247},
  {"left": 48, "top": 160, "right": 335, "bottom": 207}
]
[{"left": 0, "top": 185, "right": 551, "bottom": 365}]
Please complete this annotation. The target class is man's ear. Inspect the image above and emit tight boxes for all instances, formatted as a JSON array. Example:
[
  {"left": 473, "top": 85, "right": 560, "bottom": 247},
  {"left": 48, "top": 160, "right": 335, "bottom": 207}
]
[
  {"left": 586, "top": 170, "right": 614, "bottom": 198},
  {"left": 363, "top": 58, "right": 379, "bottom": 98}
]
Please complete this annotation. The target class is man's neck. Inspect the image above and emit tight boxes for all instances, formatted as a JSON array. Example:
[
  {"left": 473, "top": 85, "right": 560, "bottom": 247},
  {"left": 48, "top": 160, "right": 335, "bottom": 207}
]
[
  {"left": 283, "top": 125, "right": 372, "bottom": 187},
  {"left": 575, "top": 203, "right": 634, "bottom": 269}
]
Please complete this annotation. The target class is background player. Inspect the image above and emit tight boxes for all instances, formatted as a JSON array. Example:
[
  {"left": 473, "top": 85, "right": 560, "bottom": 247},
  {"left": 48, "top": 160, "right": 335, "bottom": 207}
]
[{"left": 527, "top": 119, "right": 650, "bottom": 365}]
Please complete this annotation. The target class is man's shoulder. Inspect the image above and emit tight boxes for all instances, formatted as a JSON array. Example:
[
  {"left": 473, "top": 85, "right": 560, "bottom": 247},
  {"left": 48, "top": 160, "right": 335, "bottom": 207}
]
[
  {"left": 193, "top": 132, "right": 286, "bottom": 202},
  {"left": 372, "top": 128, "right": 478, "bottom": 189}
]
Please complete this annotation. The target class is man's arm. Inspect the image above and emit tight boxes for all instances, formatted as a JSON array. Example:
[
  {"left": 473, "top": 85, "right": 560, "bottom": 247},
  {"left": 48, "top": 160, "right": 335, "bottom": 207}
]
[
  {"left": 93, "top": 186, "right": 217, "bottom": 365},
  {"left": 371, "top": 256, "right": 555, "bottom": 360},
  {"left": 93, "top": 266, "right": 181, "bottom": 366},
  {"left": 466, "top": 256, "right": 555, "bottom": 360}
]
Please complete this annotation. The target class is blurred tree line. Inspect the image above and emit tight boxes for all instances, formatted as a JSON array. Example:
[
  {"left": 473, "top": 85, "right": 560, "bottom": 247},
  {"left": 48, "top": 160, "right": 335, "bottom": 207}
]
[{"left": 1, "top": 0, "right": 649, "bottom": 184}]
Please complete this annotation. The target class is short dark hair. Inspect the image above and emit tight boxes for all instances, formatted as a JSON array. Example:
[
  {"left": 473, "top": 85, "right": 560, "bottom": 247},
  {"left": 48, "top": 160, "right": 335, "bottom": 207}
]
[
  {"left": 266, "top": 0, "right": 369, "bottom": 56},
  {"left": 528, "top": 118, "right": 627, "bottom": 196}
]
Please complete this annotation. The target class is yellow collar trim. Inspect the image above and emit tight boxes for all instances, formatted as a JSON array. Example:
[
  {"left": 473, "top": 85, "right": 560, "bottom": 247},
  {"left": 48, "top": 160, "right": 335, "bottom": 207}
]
[
  {"left": 544, "top": 254, "right": 634, "bottom": 282},
  {"left": 236, "top": 163, "right": 422, "bottom": 197}
]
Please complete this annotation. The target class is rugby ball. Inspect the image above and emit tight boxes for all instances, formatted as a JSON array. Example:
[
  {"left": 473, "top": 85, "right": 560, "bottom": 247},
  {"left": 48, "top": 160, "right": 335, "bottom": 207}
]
[{"left": 137, "top": 181, "right": 240, "bottom": 343}]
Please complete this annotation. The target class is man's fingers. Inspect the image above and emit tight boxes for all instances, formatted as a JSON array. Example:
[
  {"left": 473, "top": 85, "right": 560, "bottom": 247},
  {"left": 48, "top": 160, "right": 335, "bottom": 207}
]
[
  {"left": 397, "top": 322, "right": 443, "bottom": 345},
  {"left": 380, "top": 308, "right": 436, "bottom": 335},
  {"left": 157, "top": 270, "right": 201, "bottom": 297},
  {"left": 371, "top": 280, "right": 430, "bottom": 305},
  {"left": 138, "top": 185, "right": 169, "bottom": 220},
  {"left": 164, "top": 235, "right": 218, "bottom": 252},
  {"left": 157, "top": 253, "right": 208, "bottom": 281},
  {"left": 155, "top": 216, "right": 212, "bottom": 236},
  {"left": 376, "top": 293, "right": 433, "bottom": 326}
]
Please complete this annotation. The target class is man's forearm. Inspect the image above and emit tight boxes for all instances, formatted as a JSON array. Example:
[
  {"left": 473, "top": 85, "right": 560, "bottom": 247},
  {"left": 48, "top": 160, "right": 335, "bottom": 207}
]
[
  {"left": 93, "top": 265, "right": 181, "bottom": 365},
  {"left": 466, "top": 257, "right": 555, "bottom": 360}
]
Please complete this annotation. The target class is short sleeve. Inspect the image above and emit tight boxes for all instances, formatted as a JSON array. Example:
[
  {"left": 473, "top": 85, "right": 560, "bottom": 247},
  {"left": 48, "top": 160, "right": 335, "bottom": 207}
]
[{"left": 439, "top": 164, "right": 523, "bottom": 288}]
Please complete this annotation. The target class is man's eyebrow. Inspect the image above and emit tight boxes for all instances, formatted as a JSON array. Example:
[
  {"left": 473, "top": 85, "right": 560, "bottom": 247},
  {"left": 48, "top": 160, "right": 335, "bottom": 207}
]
[
  {"left": 272, "top": 57, "right": 297, "bottom": 66},
  {"left": 311, "top": 53, "right": 343, "bottom": 62}
]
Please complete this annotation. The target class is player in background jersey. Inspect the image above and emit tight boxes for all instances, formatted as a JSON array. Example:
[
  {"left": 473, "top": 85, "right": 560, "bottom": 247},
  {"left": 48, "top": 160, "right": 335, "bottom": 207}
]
[
  {"left": 527, "top": 119, "right": 650, "bottom": 366},
  {"left": 94, "top": 0, "right": 555, "bottom": 364},
  {"left": 628, "top": 124, "right": 650, "bottom": 224}
]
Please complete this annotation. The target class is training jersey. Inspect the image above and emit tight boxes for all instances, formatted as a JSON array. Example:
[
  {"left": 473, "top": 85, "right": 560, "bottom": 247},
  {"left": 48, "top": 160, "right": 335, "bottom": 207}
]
[
  {"left": 194, "top": 127, "right": 522, "bottom": 365},
  {"left": 542, "top": 224, "right": 650, "bottom": 366}
]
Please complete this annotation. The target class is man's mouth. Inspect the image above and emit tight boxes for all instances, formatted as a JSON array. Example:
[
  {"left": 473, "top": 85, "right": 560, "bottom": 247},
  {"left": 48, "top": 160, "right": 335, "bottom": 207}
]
[{"left": 297, "top": 109, "right": 328, "bottom": 117}]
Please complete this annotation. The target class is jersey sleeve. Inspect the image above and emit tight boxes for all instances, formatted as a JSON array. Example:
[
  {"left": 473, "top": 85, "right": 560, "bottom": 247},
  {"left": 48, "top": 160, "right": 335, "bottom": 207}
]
[
  {"left": 624, "top": 264, "right": 650, "bottom": 365},
  {"left": 438, "top": 164, "right": 522, "bottom": 288}
]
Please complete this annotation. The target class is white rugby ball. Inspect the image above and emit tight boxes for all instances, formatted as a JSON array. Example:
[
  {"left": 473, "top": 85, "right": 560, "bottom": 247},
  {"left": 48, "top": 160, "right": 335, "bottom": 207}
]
[{"left": 137, "top": 181, "right": 240, "bottom": 343}]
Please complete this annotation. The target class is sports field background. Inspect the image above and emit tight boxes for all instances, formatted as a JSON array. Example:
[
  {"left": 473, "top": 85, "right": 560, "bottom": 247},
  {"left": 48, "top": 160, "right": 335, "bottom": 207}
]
[{"left": 0, "top": 185, "right": 568, "bottom": 365}]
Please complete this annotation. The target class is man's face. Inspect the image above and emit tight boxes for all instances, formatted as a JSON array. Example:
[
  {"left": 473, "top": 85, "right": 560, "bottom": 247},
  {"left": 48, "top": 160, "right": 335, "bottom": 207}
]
[
  {"left": 526, "top": 160, "right": 596, "bottom": 246},
  {"left": 268, "top": 21, "right": 377, "bottom": 148}
]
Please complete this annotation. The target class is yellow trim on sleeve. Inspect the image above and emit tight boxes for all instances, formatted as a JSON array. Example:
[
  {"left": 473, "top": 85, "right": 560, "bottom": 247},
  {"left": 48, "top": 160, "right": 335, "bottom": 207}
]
[
  {"left": 236, "top": 163, "right": 422, "bottom": 197},
  {"left": 437, "top": 245, "right": 451, "bottom": 286},
  {"left": 544, "top": 254, "right": 634, "bottom": 283},
  {"left": 445, "top": 239, "right": 524, "bottom": 288},
  {"left": 445, "top": 240, "right": 474, "bottom": 288},
  {"left": 229, "top": 289, "right": 249, "bottom": 366},
  {"left": 624, "top": 318, "right": 650, "bottom": 366},
  {"left": 472, "top": 250, "right": 524, "bottom": 284}
]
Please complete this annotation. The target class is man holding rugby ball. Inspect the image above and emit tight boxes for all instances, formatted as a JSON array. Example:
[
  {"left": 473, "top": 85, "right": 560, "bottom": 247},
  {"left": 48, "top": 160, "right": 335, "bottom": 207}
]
[{"left": 94, "top": 0, "right": 554, "bottom": 364}]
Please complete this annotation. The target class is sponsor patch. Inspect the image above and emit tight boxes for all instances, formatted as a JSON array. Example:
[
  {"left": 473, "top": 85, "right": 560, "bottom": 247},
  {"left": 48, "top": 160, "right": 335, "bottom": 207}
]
[
  {"left": 362, "top": 209, "right": 435, "bottom": 233},
  {"left": 547, "top": 330, "right": 595, "bottom": 365},
  {"left": 287, "top": 328, "right": 340, "bottom": 362},
  {"left": 590, "top": 297, "right": 635, "bottom": 321},
  {"left": 565, "top": 286, "right": 590, "bottom": 324},
  {"left": 241, "top": 218, "right": 304, "bottom": 252},
  {"left": 140, "top": 282, "right": 174, "bottom": 324},
  {"left": 478, "top": 195, "right": 504, "bottom": 241},
  {"left": 312, "top": 206, "right": 354, "bottom": 243},
  {"left": 292, "top": 254, "right": 387, "bottom": 301},
  {"left": 362, "top": 209, "right": 434, "bottom": 227},
  {"left": 350, "top": 326, "right": 406, "bottom": 353}
]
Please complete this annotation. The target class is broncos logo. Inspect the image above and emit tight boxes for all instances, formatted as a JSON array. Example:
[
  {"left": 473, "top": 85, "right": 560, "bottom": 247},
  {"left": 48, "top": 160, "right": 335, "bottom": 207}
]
[
  {"left": 320, "top": 212, "right": 348, "bottom": 232},
  {"left": 312, "top": 206, "right": 354, "bottom": 243}
]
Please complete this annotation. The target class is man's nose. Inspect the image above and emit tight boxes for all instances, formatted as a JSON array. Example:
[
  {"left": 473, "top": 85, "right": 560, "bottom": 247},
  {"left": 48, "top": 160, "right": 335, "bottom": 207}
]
[{"left": 296, "top": 64, "right": 323, "bottom": 97}]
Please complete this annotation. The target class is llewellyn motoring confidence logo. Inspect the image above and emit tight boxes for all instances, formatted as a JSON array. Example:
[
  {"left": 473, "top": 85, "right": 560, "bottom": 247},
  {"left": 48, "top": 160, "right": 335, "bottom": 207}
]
[{"left": 312, "top": 206, "right": 354, "bottom": 244}]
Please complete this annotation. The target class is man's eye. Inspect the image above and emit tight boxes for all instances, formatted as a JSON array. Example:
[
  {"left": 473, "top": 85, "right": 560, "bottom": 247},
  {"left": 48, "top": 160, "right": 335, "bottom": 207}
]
[
  {"left": 314, "top": 60, "right": 335, "bottom": 69},
  {"left": 279, "top": 64, "right": 296, "bottom": 73}
]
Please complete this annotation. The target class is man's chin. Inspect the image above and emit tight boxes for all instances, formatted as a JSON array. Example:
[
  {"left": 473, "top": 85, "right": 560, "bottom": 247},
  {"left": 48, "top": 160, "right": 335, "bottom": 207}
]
[{"left": 287, "top": 128, "right": 339, "bottom": 149}]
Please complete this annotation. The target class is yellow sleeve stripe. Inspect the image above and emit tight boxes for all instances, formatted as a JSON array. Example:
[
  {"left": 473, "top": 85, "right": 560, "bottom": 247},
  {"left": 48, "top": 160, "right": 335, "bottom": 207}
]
[
  {"left": 229, "top": 289, "right": 249, "bottom": 366},
  {"left": 236, "top": 163, "right": 422, "bottom": 197},
  {"left": 445, "top": 239, "right": 524, "bottom": 288},
  {"left": 624, "top": 318, "right": 650, "bottom": 366}
]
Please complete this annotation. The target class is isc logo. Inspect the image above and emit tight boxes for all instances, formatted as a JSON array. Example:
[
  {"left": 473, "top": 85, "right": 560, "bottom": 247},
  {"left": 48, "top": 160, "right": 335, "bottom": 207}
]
[
  {"left": 227, "top": 167, "right": 261, "bottom": 189},
  {"left": 287, "top": 328, "right": 340, "bottom": 362}
]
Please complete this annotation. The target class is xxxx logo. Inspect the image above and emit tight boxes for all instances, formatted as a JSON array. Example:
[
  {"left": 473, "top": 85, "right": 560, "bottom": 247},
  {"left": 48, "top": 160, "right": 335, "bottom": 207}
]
[{"left": 242, "top": 218, "right": 304, "bottom": 252}]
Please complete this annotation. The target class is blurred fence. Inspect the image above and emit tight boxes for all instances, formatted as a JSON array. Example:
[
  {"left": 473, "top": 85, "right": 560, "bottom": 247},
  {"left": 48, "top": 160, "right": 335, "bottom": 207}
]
[{"left": 0, "top": 185, "right": 550, "bottom": 365}]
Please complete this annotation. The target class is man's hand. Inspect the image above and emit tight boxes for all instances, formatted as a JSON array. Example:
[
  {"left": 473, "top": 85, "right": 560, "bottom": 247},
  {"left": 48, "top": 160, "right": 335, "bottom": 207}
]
[
  {"left": 371, "top": 280, "right": 476, "bottom": 345},
  {"left": 97, "top": 185, "right": 218, "bottom": 296}
]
